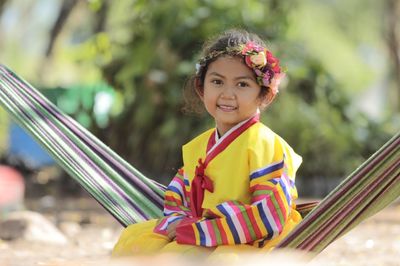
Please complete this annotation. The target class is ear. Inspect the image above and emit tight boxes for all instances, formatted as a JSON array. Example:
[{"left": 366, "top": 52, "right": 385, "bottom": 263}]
[
  {"left": 194, "top": 78, "right": 204, "bottom": 101},
  {"left": 259, "top": 90, "right": 275, "bottom": 109}
]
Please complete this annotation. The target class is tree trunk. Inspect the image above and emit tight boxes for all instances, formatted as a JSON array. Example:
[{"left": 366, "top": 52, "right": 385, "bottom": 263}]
[
  {"left": 386, "top": 0, "right": 400, "bottom": 111},
  {"left": 0, "top": 0, "right": 8, "bottom": 16},
  {"left": 93, "top": 0, "right": 110, "bottom": 33},
  {"left": 45, "top": 0, "right": 79, "bottom": 57}
]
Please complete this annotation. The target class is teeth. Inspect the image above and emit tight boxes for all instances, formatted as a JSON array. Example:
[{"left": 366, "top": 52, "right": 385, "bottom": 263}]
[{"left": 218, "top": 105, "right": 236, "bottom": 110}]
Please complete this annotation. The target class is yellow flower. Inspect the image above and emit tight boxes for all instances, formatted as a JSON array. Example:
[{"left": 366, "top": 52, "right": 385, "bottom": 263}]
[{"left": 250, "top": 51, "right": 267, "bottom": 67}]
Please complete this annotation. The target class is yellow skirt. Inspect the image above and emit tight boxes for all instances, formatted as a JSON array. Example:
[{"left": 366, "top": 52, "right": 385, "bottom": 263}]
[{"left": 112, "top": 210, "right": 301, "bottom": 257}]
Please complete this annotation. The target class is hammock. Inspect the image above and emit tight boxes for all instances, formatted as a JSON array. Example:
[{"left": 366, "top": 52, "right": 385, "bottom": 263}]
[{"left": 0, "top": 65, "right": 399, "bottom": 255}]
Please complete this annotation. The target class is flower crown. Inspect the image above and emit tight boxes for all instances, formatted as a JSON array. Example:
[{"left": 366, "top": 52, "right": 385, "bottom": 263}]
[{"left": 195, "top": 42, "right": 285, "bottom": 95}]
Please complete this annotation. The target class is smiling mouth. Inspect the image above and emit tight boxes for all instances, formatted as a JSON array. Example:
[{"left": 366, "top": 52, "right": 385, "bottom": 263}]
[{"left": 217, "top": 104, "right": 238, "bottom": 111}]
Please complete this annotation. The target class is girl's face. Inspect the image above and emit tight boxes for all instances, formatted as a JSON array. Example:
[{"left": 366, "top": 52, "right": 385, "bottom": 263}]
[{"left": 199, "top": 56, "right": 269, "bottom": 136}]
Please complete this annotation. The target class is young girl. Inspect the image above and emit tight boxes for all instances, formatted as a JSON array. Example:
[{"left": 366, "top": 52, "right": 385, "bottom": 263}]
[{"left": 112, "top": 29, "right": 302, "bottom": 256}]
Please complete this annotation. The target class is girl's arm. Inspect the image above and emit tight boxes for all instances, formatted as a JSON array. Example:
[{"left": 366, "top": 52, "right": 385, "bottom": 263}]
[
  {"left": 175, "top": 170, "right": 292, "bottom": 246},
  {"left": 153, "top": 168, "right": 192, "bottom": 236}
]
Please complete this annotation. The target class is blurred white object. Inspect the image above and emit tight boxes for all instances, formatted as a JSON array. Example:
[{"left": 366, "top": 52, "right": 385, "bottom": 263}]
[{"left": 0, "top": 211, "right": 68, "bottom": 245}]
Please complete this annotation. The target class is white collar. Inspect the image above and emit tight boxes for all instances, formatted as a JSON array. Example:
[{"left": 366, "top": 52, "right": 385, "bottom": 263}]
[{"left": 209, "top": 112, "right": 259, "bottom": 156}]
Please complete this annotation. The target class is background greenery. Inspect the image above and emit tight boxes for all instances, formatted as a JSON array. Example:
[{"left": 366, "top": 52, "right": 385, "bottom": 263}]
[{"left": 0, "top": 0, "right": 399, "bottom": 196}]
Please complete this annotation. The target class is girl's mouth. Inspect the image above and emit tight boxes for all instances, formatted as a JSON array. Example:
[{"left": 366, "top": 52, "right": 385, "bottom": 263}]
[{"left": 217, "top": 104, "right": 237, "bottom": 112}]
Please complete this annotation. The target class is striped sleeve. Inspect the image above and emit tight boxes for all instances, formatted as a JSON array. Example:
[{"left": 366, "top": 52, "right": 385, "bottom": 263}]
[
  {"left": 153, "top": 168, "right": 191, "bottom": 235},
  {"left": 176, "top": 165, "right": 292, "bottom": 246},
  {"left": 176, "top": 137, "right": 301, "bottom": 247}
]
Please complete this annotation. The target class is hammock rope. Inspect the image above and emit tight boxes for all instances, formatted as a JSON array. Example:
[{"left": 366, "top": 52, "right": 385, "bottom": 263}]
[{"left": 0, "top": 64, "right": 399, "bottom": 254}]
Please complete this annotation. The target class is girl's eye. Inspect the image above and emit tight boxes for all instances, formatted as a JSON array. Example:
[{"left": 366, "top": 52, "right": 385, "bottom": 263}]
[
  {"left": 211, "top": 79, "right": 223, "bottom": 85},
  {"left": 237, "top": 81, "right": 249, "bottom": 88}
]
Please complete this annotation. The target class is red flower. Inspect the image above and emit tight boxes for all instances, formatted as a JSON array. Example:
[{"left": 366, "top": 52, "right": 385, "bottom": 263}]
[{"left": 266, "top": 51, "right": 277, "bottom": 64}]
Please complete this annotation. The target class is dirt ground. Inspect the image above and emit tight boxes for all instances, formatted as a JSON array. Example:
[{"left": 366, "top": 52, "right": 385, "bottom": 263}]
[{"left": 0, "top": 198, "right": 399, "bottom": 266}]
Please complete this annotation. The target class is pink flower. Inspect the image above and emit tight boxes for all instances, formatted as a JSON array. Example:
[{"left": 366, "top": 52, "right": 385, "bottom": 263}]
[
  {"left": 272, "top": 64, "right": 281, "bottom": 73},
  {"left": 241, "top": 42, "right": 264, "bottom": 54},
  {"left": 269, "top": 73, "right": 285, "bottom": 95},
  {"left": 245, "top": 56, "right": 253, "bottom": 68},
  {"left": 254, "top": 68, "right": 263, "bottom": 76},
  {"left": 262, "top": 76, "right": 271, "bottom": 87},
  {"left": 266, "top": 51, "right": 276, "bottom": 64}
]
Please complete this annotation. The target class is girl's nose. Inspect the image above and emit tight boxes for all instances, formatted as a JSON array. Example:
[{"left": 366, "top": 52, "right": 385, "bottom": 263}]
[{"left": 220, "top": 86, "right": 236, "bottom": 99}]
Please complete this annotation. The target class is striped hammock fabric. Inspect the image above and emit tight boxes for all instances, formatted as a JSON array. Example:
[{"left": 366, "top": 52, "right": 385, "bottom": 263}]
[
  {"left": 277, "top": 131, "right": 399, "bottom": 253},
  {"left": 0, "top": 64, "right": 399, "bottom": 254},
  {"left": 0, "top": 65, "right": 165, "bottom": 225}
]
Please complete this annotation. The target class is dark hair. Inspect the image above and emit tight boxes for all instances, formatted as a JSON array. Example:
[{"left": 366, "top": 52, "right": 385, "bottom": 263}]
[{"left": 183, "top": 29, "right": 271, "bottom": 114}]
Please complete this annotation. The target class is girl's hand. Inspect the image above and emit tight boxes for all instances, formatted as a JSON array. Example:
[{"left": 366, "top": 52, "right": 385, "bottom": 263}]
[{"left": 166, "top": 219, "right": 181, "bottom": 240}]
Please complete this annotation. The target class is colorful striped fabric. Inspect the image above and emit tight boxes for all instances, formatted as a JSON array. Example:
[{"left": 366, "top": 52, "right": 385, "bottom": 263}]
[
  {"left": 0, "top": 65, "right": 165, "bottom": 226},
  {"left": 0, "top": 64, "right": 398, "bottom": 254},
  {"left": 154, "top": 169, "right": 191, "bottom": 234},
  {"left": 156, "top": 163, "right": 293, "bottom": 246},
  {"left": 155, "top": 118, "right": 300, "bottom": 247},
  {"left": 277, "top": 131, "right": 399, "bottom": 253}
]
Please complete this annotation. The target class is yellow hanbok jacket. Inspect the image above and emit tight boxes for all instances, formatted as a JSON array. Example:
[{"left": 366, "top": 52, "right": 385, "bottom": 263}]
[{"left": 113, "top": 116, "right": 302, "bottom": 255}]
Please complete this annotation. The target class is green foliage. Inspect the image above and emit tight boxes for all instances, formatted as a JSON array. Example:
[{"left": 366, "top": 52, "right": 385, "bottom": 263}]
[
  {"left": 2, "top": 0, "right": 397, "bottom": 191},
  {"left": 90, "top": 0, "right": 294, "bottom": 181},
  {"left": 42, "top": 84, "right": 115, "bottom": 128},
  {"left": 81, "top": 0, "right": 397, "bottom": 184}
]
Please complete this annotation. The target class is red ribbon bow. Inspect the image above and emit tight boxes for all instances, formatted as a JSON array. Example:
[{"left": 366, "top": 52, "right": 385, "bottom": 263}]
[{"left": 190, "top": 158, "right": 214, "bottom": 217}]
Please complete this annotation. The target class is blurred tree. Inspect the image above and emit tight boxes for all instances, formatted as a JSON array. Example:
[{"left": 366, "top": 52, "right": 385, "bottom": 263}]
[
  {"left": 0, "top": 0, "right": 398, "bottom": 192},
  {"left": 0, "top": 0, "right": 8, "bottom": 15},
  {"left": 91, "top": 0, "right": 293, "bottom": 181},
  {"left": 37, "top": 0, "right": 397, "bottom": 185},
  {"left": 92, "top": 0, "right": 110, "bottom": 33},
  {"left": 385, "top": 0, "right": 400, "bottom": 111},
  {"left": 46, "top": 0, "right": 79, "bottom": 57}
]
